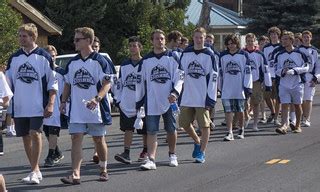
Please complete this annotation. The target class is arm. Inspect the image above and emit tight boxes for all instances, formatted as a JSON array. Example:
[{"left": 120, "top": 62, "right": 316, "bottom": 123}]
[
  {"left": 169, "top": 58, "right": 184, "bottom": 103},
  {"left": 60, "top": 83, "right": 71, "bottom": 114},
  {"left": 205, "top": 54, "right": 218, "bottom": 108},
  {"left": 86, "top": 78, "right": 111, "bottom": 111},
  {"left": 261, "top": 54, "right": 272, "bottom": 91},
  {"left": 44, "top": 89, "right": 57, "bottom": 118},
  {"left": 243, "top": 55, "right": 253, "bottom": 95}
]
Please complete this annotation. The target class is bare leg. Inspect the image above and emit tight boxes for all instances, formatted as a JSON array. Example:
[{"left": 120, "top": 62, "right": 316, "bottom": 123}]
[
  {"left": 71, "top": 133, "right": 83, "bottom": 179},
  {"left": 167, "top": 131, "right": 177, "bottom": 154},
  {"left": 93, "top": 136, "right": 108, "bottom": 173},
  {"left": 147, "top": 134, "right": 157, "bottom": 159}
]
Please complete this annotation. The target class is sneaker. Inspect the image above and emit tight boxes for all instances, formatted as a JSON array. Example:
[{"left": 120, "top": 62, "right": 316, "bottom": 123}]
[
  {"left": 44, "top": 157, "right": 55, "bottom": 167},
  {"left": 0, "top": 151, "right": 3, "bottom": 156},
  {"left": 53, "top": 152, "right": 64, "bottom": 163},
  {"left": 221, "top": 120, "right": 226, "bottom": 126},
  {"left": 114, "top": 152, "right": 132, "bottom": 164},
  {"left": 302, "top": 120, "right": 311, "bottom": 127},
  {"left": 274, "top": 119, "right": 281, "bottom": 126},
  {"left": 258, "top": 118, "right": 267, "bottom": 124},
  {"left": 168, "top": 154, "right": 178, "bottom": 167},
  {"left": 140, "top": 159, "right": 156, "bottom": 170},
  {"left": 195, "top": 151, "right": 205, "bottom": 163},
  {"left": 252, "top": 126, "right": 260, "bottom": 132},
  {"left": 138, "top": 151, "right": 148, "bottom": 162},
  {"left": 237, "top": 129, "right": 244, "bottom": 139},
  {"left": 224, "top": 132, "right": 234, "bottom": 141},
  {"left": 292, "top": 126, "right": 302, "bottom": 133},
  {"left": 192, "top": 143, "right": 201, "bottom": 158},
  {"left": 21, "top": 172, "right": 41, "bottom": 184},
  {"left": 267, "top": 114, "right": 275, "bottom": 123},
  {"left": 289, "top": 121, "right": 296, "bottom": 131},
  {"left": 275, "top": 126, "right": 287, "bottom": 135}
]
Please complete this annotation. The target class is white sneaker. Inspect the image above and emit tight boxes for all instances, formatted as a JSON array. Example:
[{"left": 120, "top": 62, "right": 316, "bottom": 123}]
[
  {"left": 252, "top": 126, "right": 260, "bottom": 132},
  {"left": 237, "top": 129, "right": 245, "bottom": 139},
  {"left": 224, "top": 132, "right": 234, "bottom": 141},
  {"left": 140, "top": 159, "right": 156, "bottom": 170},
  {"left": 302, "top": 120, "right": 311, "bottom": 127},
  {"left": 274, "top": 119, "right": 281, "bottom": 126},
  {"left": 6, "top": 129, "right": 16, "bottom": 137},
  {"left": 168, "top": 154, "right": 178, "bottom": 167},
  {"left": 21, "top": 172, "right": 40, "bottom": 184}
]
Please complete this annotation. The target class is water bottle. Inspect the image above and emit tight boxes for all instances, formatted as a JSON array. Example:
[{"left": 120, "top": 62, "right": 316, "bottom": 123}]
[
  {"left": 82, "top": 99, "right": 98, "bottom": 114},
  {"left": 170, "top": 102, "right": 180, "bottom": 118}
]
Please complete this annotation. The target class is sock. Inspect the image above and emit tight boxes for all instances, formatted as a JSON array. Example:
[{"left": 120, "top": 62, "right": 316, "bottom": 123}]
[
  {"left": 168, "top": 152, "right": 175, "bottom": 156},
  {"left": 142, "top": 146, "right": 147, "bottom": 153},
  {"left": 99, "top": 161, "right": 107, "bottom": 169},
  {"left": 290, "top": 112, "right": 296, "bottom": 123},
  {"left": 124, "top": 147, "right": 130, "bottom": 156},
  {"left": 48, "top": 149, "right": 55, "bottom": 158},
  {"left": 149, "top": 157, "right": 155, "bottom": 162}
]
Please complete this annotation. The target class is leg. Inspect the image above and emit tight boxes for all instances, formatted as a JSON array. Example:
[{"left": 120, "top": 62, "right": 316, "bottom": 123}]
[
  {"left": 93, "top": 136, "right": 108, "bottom": 173},
  {"left": 71, "top": 133, "right": 83, "bottom": 179},
  {"left": 252, "top": 103, "right": 260, "bottom": 130},
  {"left": 124, "top": 130, "right": 133, "bottom": 149},
  {"left": 22, "top": 135, "right": 32, "bottom": 167},
  {"left": 29, "top": 130, "right": 42, "bottom": 173},
  {"left": 167, "top": 131, "right": 177, "bottom": 154},
  {"left": 147, "top": 134, "right": 157, "bottom": 160},
  {"left": 225, "top": 112, "right": 234, "bottom": 133},
  {"left": 294, "top": 104, "right": 302, "bottom": 128},
  {"left": 0, "top": 175, "right": 6, "bottom": 192},
  {"left": 302, "top": 100, "right": 312, "bottom": 121},
  {"left": 280, "top": 104, "right": 289, "bottom": 127}
]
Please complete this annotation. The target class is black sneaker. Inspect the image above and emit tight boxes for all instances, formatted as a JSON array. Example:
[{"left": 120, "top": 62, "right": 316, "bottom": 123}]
[
  {"left": 114, "top": 152, "right": 131, "bottom": 164},
  {"left": 267, "top": 114, "right": 275, "bottom": 123},
  {"left": 53, "top": 153, "right": 64, "bottom": 163},
  {"left": 44, "top": 157, "right": 55, "bottom": 167}
]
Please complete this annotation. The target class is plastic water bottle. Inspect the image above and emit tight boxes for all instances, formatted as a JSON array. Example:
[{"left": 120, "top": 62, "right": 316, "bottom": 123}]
[
  {"left": 82, "top": 99, "right": 98, "bottom": 114},
  {"left": 170, "top": 102, "right": 180, "bottom": 118}
]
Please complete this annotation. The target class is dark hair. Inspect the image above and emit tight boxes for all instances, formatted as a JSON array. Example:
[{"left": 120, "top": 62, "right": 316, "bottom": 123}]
[
  {"left": 128, "top": 36, "right": 142, "bottom": 47},
  {"left": 167, "top": 30, "right": 182, "bottom": 42},
  {"left": 224, "top": 34, "right": 240, "bottom": 48},
  {"left": 267, "top": 26, "right": 281, "bottom": 37},
  {"left": 94, "top": 36, "right": 100, "bottom": 44}
]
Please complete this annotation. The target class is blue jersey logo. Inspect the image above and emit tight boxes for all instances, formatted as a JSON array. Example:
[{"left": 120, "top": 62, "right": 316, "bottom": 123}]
[
  {"left": 249, "top": 59, "right": 257, "bottom": 70},
  {"left": 73, "top": 67, "right": 95, "bottom": 89},
  {"left": 123, "top": 72, "right": 137, "bottom": 91},
  {"left": 225, "top": 61, "right": 241, "bottom": 75},
  {"left": 17, "top": 62, "right": 39, "bottom": 83},
  {"left": 150, "top": 65, "right": 170, "bottom": 84},
  {"left": 187, "top": 60, "right": 205, "bottom": 79},
  {"left": 283, "top": 59, "right": 296, "bottom": 69}
]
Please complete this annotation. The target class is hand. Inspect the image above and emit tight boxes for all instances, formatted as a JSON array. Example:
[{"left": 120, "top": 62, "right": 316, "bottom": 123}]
[
  {"left": 86, "top": 98, "right": 98, "bottom": 111},
  {"left": 168, "top": 94, "right": 177, "bottom": 103},
  {"left": 59, "top": 102, "right": 66, "bottom": 114},
  {"left": 205, "top": 106, "right": 212, "bottom": 111},
  {"left": 44, "top": 103, "right": 54, "bottom": 118},
  {"left": 286, "top": 69, "right": 295, "bottom": 75}
]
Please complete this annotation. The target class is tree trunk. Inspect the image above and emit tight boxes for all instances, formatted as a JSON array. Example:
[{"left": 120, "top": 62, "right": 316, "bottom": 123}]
[{"left": 198, "top": 0, "right": 211, "bottom": 29}]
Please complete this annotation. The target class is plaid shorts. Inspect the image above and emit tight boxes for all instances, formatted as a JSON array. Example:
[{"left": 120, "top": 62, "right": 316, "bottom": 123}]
[{"left": 222, "top": 99, "right": 246, "bottom": 113}]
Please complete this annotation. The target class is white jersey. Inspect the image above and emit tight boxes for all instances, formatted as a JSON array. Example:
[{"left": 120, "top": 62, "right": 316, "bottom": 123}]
[
  {"left": 298, "top": 45, "right": 319, "bottom": 82},
  {"left": 114, "top": 59, "right": 141, "bottom": 117},
  {"left": 43, "top": 67, "right": 65, "bottom": 127},
  {"left": 219, "top": 49, "right": 253, "bottom": 99},
  {"left": 0, "top": 72, "right": 13, "bottom": 99},
  {"left": 136, "top": 50, "right": 184, "bottom": 115},
  {"left": 275, "top": 48, "right": 309, "bottom": 89},
  {"left": 64, "top": 52, "right": 115, "bottom": 124},
  {"left": 244, "top": 48, "right": 272, "bottom": 89},
  {"left": 263, "top": 43, "right": 281, "bottom": 78},
  {"left": 6, "top": 47, "right": 58, "bottom": 118},
  {"left": 179, "top": 47, "right": 218, "bottom": 108}
]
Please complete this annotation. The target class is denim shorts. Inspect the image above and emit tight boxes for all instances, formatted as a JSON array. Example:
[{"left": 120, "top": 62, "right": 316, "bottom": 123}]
[
  {"left": 68, "top": 123, "right": 107, "bottom": 136},
  {"left": 145, "top": 108, "right": 176, "bottom": 135}
]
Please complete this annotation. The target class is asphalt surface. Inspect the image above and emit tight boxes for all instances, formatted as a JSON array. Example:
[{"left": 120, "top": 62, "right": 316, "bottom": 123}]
[{"left": 1, "top": 86, "right": 320, "bottom": 192}]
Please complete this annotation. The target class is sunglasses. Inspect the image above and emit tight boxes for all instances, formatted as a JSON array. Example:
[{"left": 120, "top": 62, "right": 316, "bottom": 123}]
[{"left": 74, "top": 37, "right": 87, "bottom": 42}]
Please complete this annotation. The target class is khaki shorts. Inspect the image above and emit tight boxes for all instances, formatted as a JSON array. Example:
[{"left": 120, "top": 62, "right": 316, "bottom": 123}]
[
  {"left": 251, "top": 81, "right": 263, "bottom": 105},
  {"left": 179, "top": 107, "right": 211, "bottom": 129}
]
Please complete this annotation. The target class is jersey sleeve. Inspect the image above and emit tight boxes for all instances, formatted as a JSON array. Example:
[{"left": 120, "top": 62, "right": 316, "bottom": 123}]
[
  {"left": 170, "top": 57, "right": 184, "bottom": 98},
  {"left": 293, "top": 53, "right": 309, "bottom": 75},
  {"left": 0, "top": 72, "right": 13, "bottom": 99},
  {"left": 45, "top": 58, "right": 58, "bottom": 91},
  {"left": 261, "top": 54, "right": 272, "bottom": 89},
  {"left": 112, "top": 67, "right": 123, "bottom": 104},
  {"left": 136, "top": 61, "right": 146, "bottom": 110},
  {"left": 206, "top": 55, "right": 218, "bottom": 107},
  {"left": 243, "top": 54, "right": 253, "bottom": 92}
]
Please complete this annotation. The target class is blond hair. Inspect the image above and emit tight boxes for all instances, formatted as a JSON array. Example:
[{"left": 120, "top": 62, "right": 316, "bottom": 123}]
[
  {"left": 18, "top": 23, "right": 38, "bottom": 41},
  {"left": 75, "top": 27, "right": 95, "bottom": 44},
  {"left": 44, "top": 45, "right": 57, "bottom": 55}
]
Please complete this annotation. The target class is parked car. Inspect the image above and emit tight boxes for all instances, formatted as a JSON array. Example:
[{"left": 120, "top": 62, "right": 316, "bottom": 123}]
[{"left": 55, "top": 53, "right": 120, "bottom": 113}]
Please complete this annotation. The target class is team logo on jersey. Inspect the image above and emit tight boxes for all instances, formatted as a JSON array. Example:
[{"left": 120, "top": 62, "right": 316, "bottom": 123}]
[
  {"left": 150, "top": 65, "right": 170, "bottom": 84},
  {"left": 283, "top": 59, "right": 296, "bottom": 69},
  {"left": 123, "top": 72, "right": 138, "bottom": 91},
  {"left": 187, "top": 60, "right": 205, "bottom": 79},
  {"left": 249, "top": 59, "right": 257, "bottom": 70},
  {"left": 16, "top": 62, "right": 39, "bottom": 83},
  {"left": 225, "top": 61, "right": 241, "bottom": 75},
  {"left": 73, "top": 67, "right": 95, "bottom": 89}
]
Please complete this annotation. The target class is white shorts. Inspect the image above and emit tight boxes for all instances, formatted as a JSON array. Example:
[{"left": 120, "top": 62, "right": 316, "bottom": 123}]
[
  {"left": 303, "top": 82, "right": 316, "bottom": 101},
  {"left": 279, "top": 84, "right": 304, "bottom": 104},
  {"left": 68, "top": 123, "right": 107, "bottom": 136}
]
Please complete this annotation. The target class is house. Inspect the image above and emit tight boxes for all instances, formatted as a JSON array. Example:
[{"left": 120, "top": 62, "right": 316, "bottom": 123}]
[
  {"left": 8, "top": 0, "right": 62, "bottom": 47},
  {"left": 185, "top": 0, "right": 249, "bottom": 51}
]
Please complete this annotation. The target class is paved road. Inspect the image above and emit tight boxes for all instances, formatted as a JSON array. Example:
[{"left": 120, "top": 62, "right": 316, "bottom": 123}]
[{"left": 1, "top": 87, "right": 320, "bottom": 192}]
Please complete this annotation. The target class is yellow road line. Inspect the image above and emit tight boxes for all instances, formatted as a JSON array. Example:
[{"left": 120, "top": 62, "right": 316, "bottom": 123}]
[
  {"left": 278, "top": 159, "right": 290, "bottom": 164},
  {"left": 265, "top": 159, "right": 281, "bottom": 164}
]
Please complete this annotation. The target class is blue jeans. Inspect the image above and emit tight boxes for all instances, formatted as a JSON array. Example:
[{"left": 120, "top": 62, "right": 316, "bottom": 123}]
[{"left": 145, "top": 109, "right": 176, "bottom": 135}]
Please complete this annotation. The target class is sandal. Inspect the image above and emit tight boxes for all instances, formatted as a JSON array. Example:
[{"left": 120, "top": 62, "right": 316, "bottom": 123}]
[
  {"left": 60, "top": 175, "right": 81, "bottom": 185},
  {"left": 99, "top": 172, "right": 109, "bottom": 182}
]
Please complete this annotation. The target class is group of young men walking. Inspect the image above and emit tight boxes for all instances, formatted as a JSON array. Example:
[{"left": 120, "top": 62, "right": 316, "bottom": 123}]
[{"left": 1, "top": 22, "right": 319, "bottom": 188}]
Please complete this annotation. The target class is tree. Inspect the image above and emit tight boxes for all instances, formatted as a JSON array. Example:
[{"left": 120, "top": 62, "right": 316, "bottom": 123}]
[
  {"left": 0, "top": 0, "right": 22, "bottom": 69},
  {"left": 243, "top": 0, "right": 320, "bottom": 47},
  {"left": 43, "top": 0, "right": 193, "bottom": 65},
  {"left": 198, "top": 0, "right": 211, "bottom": 29}
]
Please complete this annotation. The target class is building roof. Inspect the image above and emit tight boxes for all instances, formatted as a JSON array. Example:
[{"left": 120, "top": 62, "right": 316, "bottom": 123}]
[
  {"left": 185, "top": 0, "right": 249, "bottom": 29},
  {"left": 9, "top": 0, "right": 62, "bottom": 35}
]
